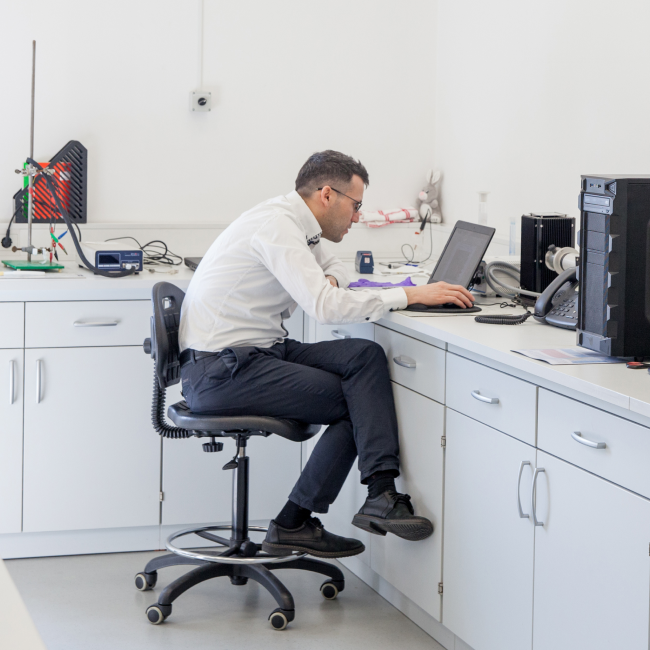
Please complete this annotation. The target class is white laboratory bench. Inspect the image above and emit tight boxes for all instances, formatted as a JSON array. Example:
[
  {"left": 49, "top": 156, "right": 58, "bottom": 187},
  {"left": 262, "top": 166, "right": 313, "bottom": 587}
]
[{"left": 0, "top": 263, "right": 649, "bottom": 650}]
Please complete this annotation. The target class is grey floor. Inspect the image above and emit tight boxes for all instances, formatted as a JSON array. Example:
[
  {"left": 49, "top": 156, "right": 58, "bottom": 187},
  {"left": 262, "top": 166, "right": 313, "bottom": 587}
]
[{"left": 7, "top": 550, "right": 444, "bottom": 650}]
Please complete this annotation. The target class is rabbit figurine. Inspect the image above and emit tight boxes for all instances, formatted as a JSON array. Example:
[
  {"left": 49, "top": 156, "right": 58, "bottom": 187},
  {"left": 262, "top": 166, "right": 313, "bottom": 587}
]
[{"left": 417, "top": 170, "right": 442, "bottom": 224}]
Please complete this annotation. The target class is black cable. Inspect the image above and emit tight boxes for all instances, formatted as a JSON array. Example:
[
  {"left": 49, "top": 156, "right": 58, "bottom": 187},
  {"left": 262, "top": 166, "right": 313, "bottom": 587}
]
[
  {"left": 105, "top": 236, "right": 182, "bottom": 267},
  {"left": 474, "top": 298, "right": 533, "bottom": 325},
  {"left": 30, "top": 158, "right": 135, "bottom": 278},
  {"left": 2, "top": 207, "right": 20, "bottom": 248},
  {"left": 151, "top": 372, "right": 191, "bottom": 439}
]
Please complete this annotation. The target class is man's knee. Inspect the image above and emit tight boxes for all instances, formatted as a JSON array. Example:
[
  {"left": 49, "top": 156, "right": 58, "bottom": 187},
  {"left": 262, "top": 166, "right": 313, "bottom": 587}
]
[{"left": 348, "top": 339, "right": 388, "bottom": 369}]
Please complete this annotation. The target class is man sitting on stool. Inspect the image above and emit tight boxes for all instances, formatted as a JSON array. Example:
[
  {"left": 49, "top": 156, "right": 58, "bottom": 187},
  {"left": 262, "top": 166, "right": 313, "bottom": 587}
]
[{"left": 179, "top": 150, "right": 474, "bottom": 558}]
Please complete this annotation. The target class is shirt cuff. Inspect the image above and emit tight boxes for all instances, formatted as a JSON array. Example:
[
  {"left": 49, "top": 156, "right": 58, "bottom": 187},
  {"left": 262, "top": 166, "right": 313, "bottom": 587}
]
[{"left": 381, "top": 288, "right": 409, "bottom": 312}]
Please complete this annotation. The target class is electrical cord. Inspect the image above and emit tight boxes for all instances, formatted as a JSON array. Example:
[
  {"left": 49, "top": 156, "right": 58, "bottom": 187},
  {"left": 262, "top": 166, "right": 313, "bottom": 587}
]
[
  {"left": 380, "top": 215, "right": 434, "bottom": 267},
  {"left": 30, "top": 158, "right": 135, "bottom": 278},
  {"left": 105, "top": 236, "right": 182, "bottom": 267},
  {"left": 474, "top": 296, "right": 533, "bottom": 325},
  {"left": 483, "top": 260, "right": 541, "bottom": 299}
]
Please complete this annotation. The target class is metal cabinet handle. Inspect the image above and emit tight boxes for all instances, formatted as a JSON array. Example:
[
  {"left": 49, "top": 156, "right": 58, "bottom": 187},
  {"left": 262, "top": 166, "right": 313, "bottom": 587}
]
[
  {"left": 36, "top": 359, "right": 42, "bottom": 404},
  {"left": 9, "top": 360, "right": 15, "bottom": 405},
  {"left": 393, "top": 355, "right": 416, "bottom": 369},
  {"left": 517, "top": 461, "right": 531, "bottom": 519},
  {"left": 571, "top": 431, "right": 606, "bottom": 449},
  {"left": 471, "top": 390, "right": 499, "bottom": 404},
  {"left": 73, "top": 320, "right": 119, "bottom": 327},
  {"left": 531, "top": 467, "right": 545, "bottom": 527},
  {"left": 331, "top": 330, "right": 351, "bottom": 339}
]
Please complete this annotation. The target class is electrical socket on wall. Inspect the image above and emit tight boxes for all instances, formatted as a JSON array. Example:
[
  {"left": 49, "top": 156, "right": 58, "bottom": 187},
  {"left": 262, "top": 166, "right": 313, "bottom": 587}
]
[{"left": 190, "top": 91, "right": 211, "bottom": 112}]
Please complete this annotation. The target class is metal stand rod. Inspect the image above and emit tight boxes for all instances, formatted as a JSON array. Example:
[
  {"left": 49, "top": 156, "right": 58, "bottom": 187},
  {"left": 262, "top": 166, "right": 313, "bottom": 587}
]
[{"left": 27, "top": 40, "right": 36, "bottom": 262}]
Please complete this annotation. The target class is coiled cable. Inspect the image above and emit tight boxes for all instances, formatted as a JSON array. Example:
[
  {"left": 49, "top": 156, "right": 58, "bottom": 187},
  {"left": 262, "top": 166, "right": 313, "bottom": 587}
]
[
  {"left": 483, "top": 261, "right": 540, "bottom": 300},
  {"left": 475, "top": 311, "right": 532, "bottom": 325},
  {"left": 151, "top": 372, "right": 192, "bottom": 439}
]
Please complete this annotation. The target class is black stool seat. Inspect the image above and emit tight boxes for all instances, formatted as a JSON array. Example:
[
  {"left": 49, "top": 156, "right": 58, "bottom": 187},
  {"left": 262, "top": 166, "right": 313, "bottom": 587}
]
[{"left": 168, "top": 401, "right": 321, "bottom": 442}]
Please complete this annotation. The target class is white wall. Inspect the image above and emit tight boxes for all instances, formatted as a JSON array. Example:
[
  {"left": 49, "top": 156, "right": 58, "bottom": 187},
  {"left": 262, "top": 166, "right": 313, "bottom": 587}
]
[
  {"left": 434, "top": 0, "right": 650, "bottom": 240},
  {"left": 0, "top": 0, "right": 436, "bottom": 242}
]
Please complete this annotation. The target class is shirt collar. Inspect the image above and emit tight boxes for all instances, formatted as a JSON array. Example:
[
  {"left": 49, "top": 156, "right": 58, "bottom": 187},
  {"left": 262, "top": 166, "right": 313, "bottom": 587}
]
[{"left": 286, "top": 190, "right": 322, "bottom": 247}]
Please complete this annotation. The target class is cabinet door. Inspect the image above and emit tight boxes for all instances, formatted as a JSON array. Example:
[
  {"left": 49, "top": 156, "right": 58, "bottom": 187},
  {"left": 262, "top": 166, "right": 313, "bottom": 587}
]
[
  {"left": 533, "top": 451, "right": 650, "bottom": 650},
  {"left": 161, "top": 430, "right": 302, "bottom": 526},
  {"left": 370, "top": 383, "right": 444, "bottom": 620},
  {"left": 22, "top": 348, "right": 161, "bottom": 532},
  {"left": 0, "top": 351, "right": 24, "bottom": 534},
  {"left": 443, "top": 409, "right": 536, "bottom": 650}
]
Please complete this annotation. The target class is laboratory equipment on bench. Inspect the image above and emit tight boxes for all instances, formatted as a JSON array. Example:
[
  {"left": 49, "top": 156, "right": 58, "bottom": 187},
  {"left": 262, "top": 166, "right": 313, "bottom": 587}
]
[
  {"left": 6, "top": 41, "right": 134, "bottom": 278},
  {"left": 405, "top": 220, "right": 495, "bottom": 314},
  {"left": 78, "top": 242, "right": 144, "bottom": 274},
  {"left": 355, "top": 250, "right": 374, "bottom": 274},
  {"left": 577, "top": 175, "right": 650, "bottom": 358}
]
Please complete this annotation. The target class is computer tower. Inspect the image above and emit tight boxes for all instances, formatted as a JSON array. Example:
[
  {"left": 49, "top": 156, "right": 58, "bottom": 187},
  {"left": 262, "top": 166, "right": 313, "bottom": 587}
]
[
  {"left": 520, "top": 213, "right": 575, "bottom": 299},
  {"left": 577, "top": 175, "right": 650, "bottom": 358}
]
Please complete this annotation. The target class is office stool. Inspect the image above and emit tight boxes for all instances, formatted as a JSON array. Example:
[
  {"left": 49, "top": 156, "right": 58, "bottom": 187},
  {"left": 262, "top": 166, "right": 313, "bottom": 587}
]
[{"left": 134, "top": 282, "right": 344, "bottom": 631}]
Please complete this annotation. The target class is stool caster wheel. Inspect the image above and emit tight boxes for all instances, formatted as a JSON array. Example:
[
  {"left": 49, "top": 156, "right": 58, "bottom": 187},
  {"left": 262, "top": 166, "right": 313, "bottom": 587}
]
[
  {"left": 320, "top": 579, "right": 344, "bottom": 600},
  {"left": 146, "top": 604, "right": 170, "bottom": 625},
  {"left": 268, "top": 608, "right": 294, "bottom": 630},
  {"left": 134, "top": 572, "right": 157, "bottom": 591}
]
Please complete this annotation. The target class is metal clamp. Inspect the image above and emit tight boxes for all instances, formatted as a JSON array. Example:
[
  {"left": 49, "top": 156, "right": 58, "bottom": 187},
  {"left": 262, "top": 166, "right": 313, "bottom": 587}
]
[
  {"left": 571, "top": 431, "right": 606, "bottom": 449},
  {"left": 9, "top": 360, "right": 15, "bottom": 405},
  {"left": 393, "top": 355, "right": 416, "bottom": 369},
  {"left": 531, "top": 467, "right": 545, "bottom": 527},
  {"left": 517, "top": 461, "right": 531, "bottom": 519},
  {"left": 73, "top": 320, "right": 119, "bottom": 327},
  {"left": 331, "top": 330, "right": 350, "bottom": 339},
  {"left": 471, "top": 390, "right": 499, "bottom": 404}
]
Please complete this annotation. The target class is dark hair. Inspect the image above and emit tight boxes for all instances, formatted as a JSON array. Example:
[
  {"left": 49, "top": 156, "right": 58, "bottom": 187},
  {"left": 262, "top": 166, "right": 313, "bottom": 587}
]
[{"left": 295, "top": 150, "right": 369, "bottom": 196}]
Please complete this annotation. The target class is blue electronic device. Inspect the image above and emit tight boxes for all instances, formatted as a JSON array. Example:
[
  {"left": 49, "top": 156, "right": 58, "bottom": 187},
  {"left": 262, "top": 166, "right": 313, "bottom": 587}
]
[{"left": 355, "top": 250, "right": 374, "bottom": 274}]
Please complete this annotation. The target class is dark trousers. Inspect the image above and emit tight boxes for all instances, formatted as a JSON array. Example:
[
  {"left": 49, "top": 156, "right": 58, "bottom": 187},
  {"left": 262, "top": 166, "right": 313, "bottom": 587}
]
[{"left": 180, "top": 338, "right": 400, "bottom": 513}]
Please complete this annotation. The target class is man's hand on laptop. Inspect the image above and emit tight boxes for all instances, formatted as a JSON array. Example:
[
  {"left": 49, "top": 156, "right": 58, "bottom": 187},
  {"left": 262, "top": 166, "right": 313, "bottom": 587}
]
[{"left": 404, "top": 282, "right": 474, "bottom": 308}]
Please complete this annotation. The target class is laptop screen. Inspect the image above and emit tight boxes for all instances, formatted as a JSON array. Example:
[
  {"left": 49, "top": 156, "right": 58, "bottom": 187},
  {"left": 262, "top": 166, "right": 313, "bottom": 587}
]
[{"left": 428, "top": 221, "right": 495, "bottom": 288}]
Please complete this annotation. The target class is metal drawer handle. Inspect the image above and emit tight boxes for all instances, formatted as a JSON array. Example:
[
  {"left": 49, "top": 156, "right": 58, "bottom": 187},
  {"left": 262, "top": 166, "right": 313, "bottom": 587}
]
[
  {"left": 571, "top": 431, "right": 606, "bottom": 449},
  {"left": 393, "top": 355, "right": 416, "bottom": 369},
  {"left": 517, "top": 461, "right": 531, "bottom": 519},
  {"left": 36, "top": 359, "right": 42, "bottom": 404},
  {"left": 331, "top": 330, "right": 351, "bottom": 339},
  {"left": 531, "top": 467, "right": 545, "bottom": 527},
  {"left": 9, "top": 360, "right": 15, "bottom": 405},
  {"left": 73, "top": 320, "right": 119, "bottom": 327},
  {"left": 471, "top": 390, "right": 499, "bottom": 404}
]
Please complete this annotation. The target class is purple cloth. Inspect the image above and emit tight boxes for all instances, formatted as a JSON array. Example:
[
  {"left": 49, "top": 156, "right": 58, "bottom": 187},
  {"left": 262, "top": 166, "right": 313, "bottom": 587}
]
[{"left": 348, "top": 277, "right": 416, "bottom": 288}]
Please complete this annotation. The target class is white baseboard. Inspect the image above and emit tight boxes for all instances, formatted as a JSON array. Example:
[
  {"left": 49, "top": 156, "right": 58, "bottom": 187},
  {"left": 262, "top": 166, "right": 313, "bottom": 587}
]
[{"left": 338, "top": 554, "right": 457, "bottom": 650}]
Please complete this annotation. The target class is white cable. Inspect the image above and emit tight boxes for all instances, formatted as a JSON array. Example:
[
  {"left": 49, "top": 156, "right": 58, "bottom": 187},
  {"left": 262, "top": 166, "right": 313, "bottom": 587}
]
[{"left": 484, "top": 261, "right": 541, "bottom": 299}]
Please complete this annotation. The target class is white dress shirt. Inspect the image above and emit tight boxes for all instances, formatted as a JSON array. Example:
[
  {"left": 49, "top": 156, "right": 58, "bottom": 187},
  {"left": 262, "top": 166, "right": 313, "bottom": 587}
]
[{"left": 179, "top": 190, "right": 408, "bottom": 352}]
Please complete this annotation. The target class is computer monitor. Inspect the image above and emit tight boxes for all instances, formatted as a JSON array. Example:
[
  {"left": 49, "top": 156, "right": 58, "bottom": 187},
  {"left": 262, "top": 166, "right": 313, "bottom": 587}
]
[
  {"left": 405, "top": 220, "right": 495, "bottom": 313},
  {"left": 427, "top": 221, "right": 495, "bottom": 287}
]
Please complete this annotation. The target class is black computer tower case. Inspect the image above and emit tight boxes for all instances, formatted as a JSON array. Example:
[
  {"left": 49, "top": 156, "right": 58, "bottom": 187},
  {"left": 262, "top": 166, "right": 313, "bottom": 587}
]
[
  {"left": 577, "top": 175, "right": 650, "bottom": 358},
  {"left": 520, "top": 213, "right": 575, "bottom": 297}
]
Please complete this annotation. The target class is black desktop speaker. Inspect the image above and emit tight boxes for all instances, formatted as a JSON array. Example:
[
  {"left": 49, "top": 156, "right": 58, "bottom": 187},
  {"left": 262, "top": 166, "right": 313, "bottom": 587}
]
[
  {"left": 577, "top": 175, "right": 650, "bottom": 358},
  {"left": 520, "top": 213, "right": 576, "bottom": 299}
]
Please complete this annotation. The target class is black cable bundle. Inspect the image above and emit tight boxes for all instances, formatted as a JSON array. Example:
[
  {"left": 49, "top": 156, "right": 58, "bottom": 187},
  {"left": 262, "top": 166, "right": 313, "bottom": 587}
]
[
  {"left": 474, "top": 312, "right": 532, "bottom": 325},
  {"left": 151, "top": 372, "right": 191, "bottom": 439}
]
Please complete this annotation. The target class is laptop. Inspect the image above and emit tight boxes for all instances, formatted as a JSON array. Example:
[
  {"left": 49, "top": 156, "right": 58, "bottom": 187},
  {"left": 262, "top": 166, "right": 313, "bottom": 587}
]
[
  {"left": 404, "top": 221, "right": 495, "bottom": 314},
  {"left": 184, "top": 257, "right": 203, "bottom": 271}
]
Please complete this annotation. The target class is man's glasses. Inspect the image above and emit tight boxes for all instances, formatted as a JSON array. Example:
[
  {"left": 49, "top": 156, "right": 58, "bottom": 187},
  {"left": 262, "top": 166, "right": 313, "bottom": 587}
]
[{"left": 317, "top": 187, "right": 363, "bottom": 213}]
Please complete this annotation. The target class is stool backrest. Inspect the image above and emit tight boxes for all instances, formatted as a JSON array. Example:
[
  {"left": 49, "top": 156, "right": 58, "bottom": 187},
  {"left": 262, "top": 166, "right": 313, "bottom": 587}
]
[{"left": 149, "top": 282, "right": 186, "bottom": 390}]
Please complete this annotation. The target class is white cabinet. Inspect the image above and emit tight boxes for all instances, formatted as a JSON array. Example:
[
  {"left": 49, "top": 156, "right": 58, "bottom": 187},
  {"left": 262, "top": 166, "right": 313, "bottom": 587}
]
[
  {"left": 371, "top": 383, "right": 444, "bottom": 620},
  {"left": 161, "top": 432, "right": 302, "bottom": 526},
  {"left": 0, "top": 351, "right": 24, "bottom": 534},
  {"left": 533, "top": 451, "right": 650, "bottom": 650},
  {"left": 22, "top": 347, "right": 161, "bottom": 532},
  {"left": 443, "top": 409, "right": 536, "bottom": 650}
]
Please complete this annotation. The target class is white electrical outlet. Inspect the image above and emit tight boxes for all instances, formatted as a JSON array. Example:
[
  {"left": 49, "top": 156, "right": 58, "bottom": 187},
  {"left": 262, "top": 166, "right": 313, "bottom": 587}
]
[{"left": 190, "top": 91, "right": 211, "bottom": 112}]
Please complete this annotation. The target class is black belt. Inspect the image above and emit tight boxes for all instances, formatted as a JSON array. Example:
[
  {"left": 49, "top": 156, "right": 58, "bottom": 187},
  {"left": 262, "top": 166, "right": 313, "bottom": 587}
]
[{"left": 179, "top": 348, "right": 224, "bottom": 366}]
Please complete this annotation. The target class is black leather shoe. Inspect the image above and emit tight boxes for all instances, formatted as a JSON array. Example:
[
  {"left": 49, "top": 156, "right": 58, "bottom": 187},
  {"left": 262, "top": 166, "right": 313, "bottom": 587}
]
[
  {"left": 262, "top": 517, "right": 365, "bottom": 558},
  {"left": 352, "top": 491, "right": 434, "bottom": 541}
]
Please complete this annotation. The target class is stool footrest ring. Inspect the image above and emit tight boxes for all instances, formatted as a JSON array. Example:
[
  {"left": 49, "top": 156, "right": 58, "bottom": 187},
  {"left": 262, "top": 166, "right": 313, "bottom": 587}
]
[{"left": 166, "top": 525, "right": 307, "bottom": 565}]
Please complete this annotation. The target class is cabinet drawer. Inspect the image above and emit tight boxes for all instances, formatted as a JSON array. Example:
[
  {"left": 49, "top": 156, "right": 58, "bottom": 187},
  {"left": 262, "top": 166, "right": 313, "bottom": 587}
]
[
  {"left": 375, "top": 325, "right": 445, "bottom": 403},
  {"left": 0, "top": 303, "right": 24, "bottom": 348},
  {"left": 446, "top": 354, "right": 537, "bottom": 445},
  {"left": 25, "top": 301, "right": 151, "bottom": 348},
  {"left": 314, "top": 321, "right": 374, "bottom": 342},
  {"left": 538, "top": 389, "right": 650, "bottom": 499}
]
